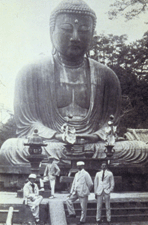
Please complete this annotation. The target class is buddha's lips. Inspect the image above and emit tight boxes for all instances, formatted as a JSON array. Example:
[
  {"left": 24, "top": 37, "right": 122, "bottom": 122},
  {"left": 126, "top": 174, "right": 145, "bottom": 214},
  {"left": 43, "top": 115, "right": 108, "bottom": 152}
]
[
  {"left": 69, "top": 45, "right": 81, "bottom": 50},
  {"left": 69, "top": 42, "right": 81, "bottom": 47}
]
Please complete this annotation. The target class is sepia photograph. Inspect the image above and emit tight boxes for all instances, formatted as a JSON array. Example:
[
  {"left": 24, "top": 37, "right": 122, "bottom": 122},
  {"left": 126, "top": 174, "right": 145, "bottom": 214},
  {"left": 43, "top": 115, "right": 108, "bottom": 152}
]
[{"left": 0, "top": 0, "right": 148, "bottom": 224}]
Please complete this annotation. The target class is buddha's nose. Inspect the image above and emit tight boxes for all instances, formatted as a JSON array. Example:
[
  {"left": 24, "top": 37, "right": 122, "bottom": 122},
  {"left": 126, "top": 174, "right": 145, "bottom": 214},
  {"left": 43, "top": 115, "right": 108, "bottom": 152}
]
[{"left": 70, "top": 29, "right": 80, "bottom": 42}]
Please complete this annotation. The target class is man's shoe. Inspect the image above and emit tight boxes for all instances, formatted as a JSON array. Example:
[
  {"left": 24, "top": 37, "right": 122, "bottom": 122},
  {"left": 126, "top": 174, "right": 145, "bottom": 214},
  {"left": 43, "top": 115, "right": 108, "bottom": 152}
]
[
  {"left": 78, "top": 221, "right": 85, "bottom": 224},
  {"left": 107, "top": 221, "right": 111, "bottom": 225},
  {"left": 96, "top": 220, "right": 101, "bottom": 224},
  {"left": 39, "top": 188, "right": 45, "bottom": 191},
  {"left": 35, "top": 219, "right": 40, "bottom": 225},
  {"left": 67, "top": 214, "right": 76, "bottom": 218},
  {"left": 49, "top": 195, "right": 55, "bottom": 199}
]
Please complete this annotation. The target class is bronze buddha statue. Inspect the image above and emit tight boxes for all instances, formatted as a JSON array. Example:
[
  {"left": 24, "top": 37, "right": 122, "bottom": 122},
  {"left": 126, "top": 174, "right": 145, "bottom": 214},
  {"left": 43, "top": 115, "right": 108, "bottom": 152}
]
[{"left": 0, "top": 0, "right": 147, "bottom": 165}]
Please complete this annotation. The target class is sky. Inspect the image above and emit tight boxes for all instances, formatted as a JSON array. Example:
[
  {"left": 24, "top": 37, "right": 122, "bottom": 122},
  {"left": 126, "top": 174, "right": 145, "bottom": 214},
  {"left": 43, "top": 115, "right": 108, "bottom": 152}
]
[{"left": 0, "top": 0, "right": 148, "bottom": 115}]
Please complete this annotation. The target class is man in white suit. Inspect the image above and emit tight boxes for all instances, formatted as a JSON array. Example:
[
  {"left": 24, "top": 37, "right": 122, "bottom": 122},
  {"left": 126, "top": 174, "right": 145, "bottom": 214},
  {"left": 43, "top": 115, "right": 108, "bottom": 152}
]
[
  {"left": 94, "top": 162, "right": 114, "bottom": 224},
  {"left": 66, "top": 161, "right": 93, "bottom": 224},
  {"left": 43, "top": 157, "right": 60, "bottom": 198},
  {"left": 23, "top": 174, "right": 43, "bottom": 223}
]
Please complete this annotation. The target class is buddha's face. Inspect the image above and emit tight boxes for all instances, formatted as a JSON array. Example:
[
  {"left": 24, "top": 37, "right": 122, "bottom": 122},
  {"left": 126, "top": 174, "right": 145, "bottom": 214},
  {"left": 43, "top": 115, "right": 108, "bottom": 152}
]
[{"left": 51, "top": 13, "right": 93, "bottom": 60}]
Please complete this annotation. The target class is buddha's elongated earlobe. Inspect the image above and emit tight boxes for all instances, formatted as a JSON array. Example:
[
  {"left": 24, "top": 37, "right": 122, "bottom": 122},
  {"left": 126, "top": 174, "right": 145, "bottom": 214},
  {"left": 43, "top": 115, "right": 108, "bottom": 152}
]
[
  {"left": 85, "top": 38, "right": 93, "bottom": 58},
  {"left": 86, "top": 51, "right": 90, "bottom": 58},
  {"left": 52, "top": 47, "right": 56, "bottom": 55}
]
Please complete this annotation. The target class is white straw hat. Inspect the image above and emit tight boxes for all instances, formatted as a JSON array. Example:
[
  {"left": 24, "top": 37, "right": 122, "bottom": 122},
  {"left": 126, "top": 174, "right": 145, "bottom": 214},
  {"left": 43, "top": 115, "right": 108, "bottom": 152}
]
[
  {"left": 76, "top": 161, "right": 85, "bottom": 166},
  {"left": 28, "top": 174, "right": 37, "bottom": 179}
]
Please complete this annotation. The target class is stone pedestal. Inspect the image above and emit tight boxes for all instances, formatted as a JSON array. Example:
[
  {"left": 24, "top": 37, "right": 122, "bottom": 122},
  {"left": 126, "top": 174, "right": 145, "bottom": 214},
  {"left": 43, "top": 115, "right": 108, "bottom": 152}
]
[
  {"left": 17, "top": 189, "right": 51, "bottom": 198},
  {"left": 26, "top": 154, "right": 46, "bottom": 174}
]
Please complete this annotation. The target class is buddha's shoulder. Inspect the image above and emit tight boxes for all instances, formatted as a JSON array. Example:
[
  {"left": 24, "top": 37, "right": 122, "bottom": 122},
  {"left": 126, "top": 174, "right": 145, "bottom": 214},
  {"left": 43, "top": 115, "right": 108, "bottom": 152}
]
[
  {"left": 89, "top": 58, "right": 119, "bottom": 83},
  {"left": 88, "top": 58, "right": 116, "bottom": 76},
  {"left": 17, "top": 55, "right": 54, "bottom": 78}
]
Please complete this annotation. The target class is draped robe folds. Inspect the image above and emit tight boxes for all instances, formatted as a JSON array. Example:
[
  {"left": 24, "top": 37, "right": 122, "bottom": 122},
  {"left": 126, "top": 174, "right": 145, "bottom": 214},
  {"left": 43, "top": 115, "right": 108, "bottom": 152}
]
[
  {"left": 14, "top": 56, "right": 121, "bottom": 139},
  {"left": 1, "top": 55, "right": 148, "bottom": 165}
]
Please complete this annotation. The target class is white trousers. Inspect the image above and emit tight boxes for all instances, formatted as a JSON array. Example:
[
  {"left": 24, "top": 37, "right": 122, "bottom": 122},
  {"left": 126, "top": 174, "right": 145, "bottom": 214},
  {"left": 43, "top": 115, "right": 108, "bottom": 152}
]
[
  {"left": 49, "top": 179, "right": 56, "bottom": 196},
  {"left": 66, "top": 192, "right": 88, "bottom": 222},
  {"left": 43, "top": 177, "right": 56, "bottom": 196},
  {"left": 27, "top": 195, "right": 43, "bottom": 220},
  {"left": 96, "top": 192, "right": 111, "bottom": 222}
]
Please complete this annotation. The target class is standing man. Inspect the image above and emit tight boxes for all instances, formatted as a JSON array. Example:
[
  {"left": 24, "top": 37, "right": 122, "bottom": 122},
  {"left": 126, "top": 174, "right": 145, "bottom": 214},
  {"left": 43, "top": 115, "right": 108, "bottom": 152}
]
[
  {"left": 66, "top": 161, "right": 93, "bottom": 224},
  {"left": 23, "top": 174, "right": 43, "bottom": 224},
  {"left": 94, "top": 162, "right": 115, "bottom": 224},
  {"left": 43, "top": 157, "right": 60, "bottom": 199}
]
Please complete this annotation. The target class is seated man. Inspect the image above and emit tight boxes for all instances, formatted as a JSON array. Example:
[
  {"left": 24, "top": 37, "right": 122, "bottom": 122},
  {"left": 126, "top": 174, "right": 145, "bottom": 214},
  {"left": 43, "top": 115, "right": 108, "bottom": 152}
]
[{"left": 23, "top": 174, "right": 43, "bottom": 224}]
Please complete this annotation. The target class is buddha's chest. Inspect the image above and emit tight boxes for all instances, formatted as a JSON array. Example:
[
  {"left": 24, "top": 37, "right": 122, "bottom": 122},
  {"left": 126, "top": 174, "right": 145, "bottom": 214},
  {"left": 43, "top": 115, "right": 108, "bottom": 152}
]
[
  {"left": 56, "top": 82, "right": 90, "bottom": 109},
  {"left": 55, "top": 63, "right": 90, "bottom": 109},
  {"left": 54, "top": 62, "right": 91, "bottom": 119}
]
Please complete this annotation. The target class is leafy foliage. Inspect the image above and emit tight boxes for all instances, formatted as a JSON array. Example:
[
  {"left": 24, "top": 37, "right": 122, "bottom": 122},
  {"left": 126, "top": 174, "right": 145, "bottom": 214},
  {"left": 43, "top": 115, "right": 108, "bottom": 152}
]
[
  {"left": 90, "top": 32, "right": 148, "bottom": 134},
  {"left": 108, "top": 0, "right": 148, "bottom": 22},
  {"left": 0, "top": 116, "right": 16, "bottom": 147}
]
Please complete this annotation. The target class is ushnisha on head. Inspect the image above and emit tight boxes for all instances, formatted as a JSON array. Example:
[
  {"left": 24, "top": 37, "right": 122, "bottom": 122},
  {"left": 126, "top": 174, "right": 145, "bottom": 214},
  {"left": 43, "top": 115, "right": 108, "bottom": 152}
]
[
  {"left": 50, "top": 0, "right": 97, "bottom": 61},
  {"left": 50, "top": 0, "right": 96, "bottom": 33},
  {"left": 76, "top": 161, "right": 85, "bottom": 170},
  {"left": 28, "top": 173, "right": 37, "bottom": 183}
]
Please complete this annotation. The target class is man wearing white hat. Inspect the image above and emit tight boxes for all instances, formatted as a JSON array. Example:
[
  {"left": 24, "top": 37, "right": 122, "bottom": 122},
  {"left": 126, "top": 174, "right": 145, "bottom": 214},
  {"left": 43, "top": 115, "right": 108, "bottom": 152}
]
[
  {"left": 43, "top": 157, "right": 60, "bottom": 199},
  {"left": 66, "top": 161, "right": 93, "bottom": 224},
  {"left": 23, "top": 173, "right": 43, "bottom": 223}
]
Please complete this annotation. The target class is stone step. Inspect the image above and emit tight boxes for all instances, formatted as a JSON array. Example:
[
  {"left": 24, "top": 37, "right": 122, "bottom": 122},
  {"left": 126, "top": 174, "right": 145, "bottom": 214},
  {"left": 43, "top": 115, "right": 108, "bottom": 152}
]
[
  {"left": 1, "top": 192, "right": 148, "bottom": 224},
  {"left": 0, "top": 209, "right": 22, "bottom": 223},
  {"left": 65, "top": 207, "right": 148, "bottom": 216},
  {"left": 67, "top": 223, "right": 148, "bottom": 225},
  {"left": 65, "top": 201, "right": 148, "bottom": 209},
  {"left": 67, "top": 201, "right": 148, "bottom": 209},
  {"left": 66, "top": 213, "right": 148, "bottom": 224},
  {"left": 17, "top": 189, "right": 51, "bottom": 198},
  {"left": 64, "top": 200, "right": 148, "bottom": 223},
  {"left": 0, "top": 204, "right": 50, "bottom": 224},
  {"left": 0, "top": 209, "right": 19, "bottom": 224}
]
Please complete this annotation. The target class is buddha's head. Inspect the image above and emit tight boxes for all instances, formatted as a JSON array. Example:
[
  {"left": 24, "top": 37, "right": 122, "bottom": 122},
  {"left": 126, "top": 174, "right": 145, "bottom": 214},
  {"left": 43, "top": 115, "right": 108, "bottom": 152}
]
[{"left": 50, "top": 0, "right": 96, "bottom": 61}]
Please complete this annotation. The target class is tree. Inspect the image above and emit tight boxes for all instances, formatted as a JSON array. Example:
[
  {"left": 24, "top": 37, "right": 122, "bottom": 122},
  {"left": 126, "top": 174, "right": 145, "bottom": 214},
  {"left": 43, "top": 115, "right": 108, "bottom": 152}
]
[
  {"left": 0, "top": 113, "right": 16, "bottom": 147},
  {"left": 91, "top": 33, "right": 128, "bottom": 66},
  {"left": 108, "top": 0, "right": 148, "bottom": 22},
  {"left": 90, "top": 32, "right": 148, "bottom": 133}
]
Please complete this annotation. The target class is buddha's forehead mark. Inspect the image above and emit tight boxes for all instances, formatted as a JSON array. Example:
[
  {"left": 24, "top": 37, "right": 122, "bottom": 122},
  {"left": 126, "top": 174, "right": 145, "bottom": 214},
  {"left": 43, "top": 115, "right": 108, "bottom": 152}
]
[{"left": 74, "top": 19, "right": 78, "bottom": 24}]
